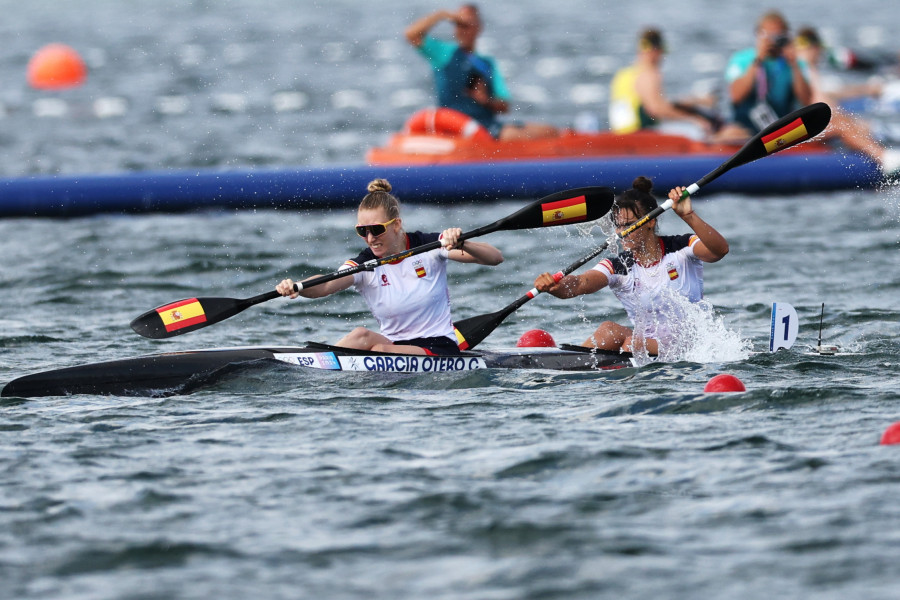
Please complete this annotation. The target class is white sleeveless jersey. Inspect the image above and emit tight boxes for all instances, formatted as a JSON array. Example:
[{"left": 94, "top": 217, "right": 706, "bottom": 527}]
[
  {"left": 592, "top": 234, "right": 704, "bottom": 343},
  {"left": 341, "top": 232, "right": 455, "bottom": 342}
]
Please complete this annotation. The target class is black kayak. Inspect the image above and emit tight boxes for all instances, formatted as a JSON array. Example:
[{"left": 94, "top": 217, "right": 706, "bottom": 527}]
[{"left": 1, "top": 342, "right": 633, "bottom": 398}]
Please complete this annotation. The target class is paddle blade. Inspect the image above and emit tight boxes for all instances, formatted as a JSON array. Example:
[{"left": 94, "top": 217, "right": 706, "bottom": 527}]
[
  {"left": 493, "top": 186, "right": 614, "bottom": 231},
  {"left": 454, "top": 309, "right": 507, "bottom": 351},
  {"left": 453, "top": 296, "right": 531, "bottom": 350},
  {"left": 698, "top": 102, "right": 832, "bottom": 187},
  {"left": 738, "top": 102, "right": 831, "bottom": 165},
  {"left": 130, "top": 296, "right": 252, "bottom": 339}
]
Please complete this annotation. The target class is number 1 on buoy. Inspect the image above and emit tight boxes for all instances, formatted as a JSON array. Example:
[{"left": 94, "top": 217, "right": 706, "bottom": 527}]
[{"left": 770, "top": 302, "right": 799, "bottom": 351}]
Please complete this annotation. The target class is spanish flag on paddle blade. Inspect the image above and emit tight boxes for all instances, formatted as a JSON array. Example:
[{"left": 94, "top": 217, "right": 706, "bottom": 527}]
[
  {"left": 761, "top": 118, "right": 809, "bottom": 154},
  {"left": 454, "top": 327, "right": 469, "bottom": 351},
  {"left": 156, "top": 298, "right": 207, "bottom": 333},
  {"left": 540, "top": 195, "right": 587, "bottom": 226}
]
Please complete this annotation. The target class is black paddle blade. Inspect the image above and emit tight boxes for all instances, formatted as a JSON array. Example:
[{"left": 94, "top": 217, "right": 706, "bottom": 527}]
[
  {"left": 493, "top": 187, "right": 615, "bottom": 231},
  {"left": 718, "top": 103, "right": 832, "bottom": 175},
  {"left": 454, "top": 307, "right": 513, "bottom": 351},
  {"left": 130, "top": 296, "right": 250, "bottom": 339},
  {"left": 454, "top": 294, "right": 532, "bottom": 350},
  {"left": 693, "top": 102, "right": 831, "bottom": 191}
]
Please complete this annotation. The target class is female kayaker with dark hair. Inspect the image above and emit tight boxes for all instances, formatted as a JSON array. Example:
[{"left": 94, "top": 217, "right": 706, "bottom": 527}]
[
  {"left": 533, "top": 176, "right": 729, "bottom": 356},
  {"left": 277, "top": 178, "right": 503, "bottom": 356}
]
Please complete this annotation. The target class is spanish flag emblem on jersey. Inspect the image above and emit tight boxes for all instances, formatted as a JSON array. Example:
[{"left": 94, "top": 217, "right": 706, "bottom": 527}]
[
  {"left": 761, "top": 118, "right": 809, "bottom": 154},
  {"left": 541, "top": 195, "right": 587, "bottom": 226},
  {"left": 156, "top": 298, "right": 207, "bottom": 333},
  {"left": 667, "top": 266, "right": 679, "bottom": 280},
  {"left": 414, "top": 259, "right": 426, "bottom": 278}
]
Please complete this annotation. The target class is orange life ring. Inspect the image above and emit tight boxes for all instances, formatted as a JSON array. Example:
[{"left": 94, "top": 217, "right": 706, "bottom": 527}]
[{"left": 404, "top": 108, "right": 494, "bottom": 142}]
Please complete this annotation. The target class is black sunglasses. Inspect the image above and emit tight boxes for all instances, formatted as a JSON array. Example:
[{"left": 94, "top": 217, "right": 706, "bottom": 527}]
[{"left": 355, "top": 217, "right": 397, "bottom": 238}]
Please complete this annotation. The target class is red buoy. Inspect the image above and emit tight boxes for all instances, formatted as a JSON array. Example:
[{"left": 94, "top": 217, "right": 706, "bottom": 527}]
[
  {"left": 703, "top": 373, "right": 746, "bottom": 393},
  {"left": 516, "top": 329, "right": 556, "bottom": 347},
  {"left": 880, "top": 422, "right": 900, "bottom": 445},
  {"left": 27, "top": 44, "right": 87, "bottom": 90}
]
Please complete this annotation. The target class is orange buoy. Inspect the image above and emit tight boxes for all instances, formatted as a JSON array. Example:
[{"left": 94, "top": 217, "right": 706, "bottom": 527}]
[
  {"left": 516, "top": 329, "right": 557, "bottom": 348},
  {"left": 880, "top": 422, "right": 900, "bottom": 445},
  {"left": 27, "top": 44, "right": 87, "bottom": 90},
  {"left": 703, "top": 374, "right": 746, "bottom": 393},
  {"left": 404, "top": 108, "right": 493, "bottom": 142}
]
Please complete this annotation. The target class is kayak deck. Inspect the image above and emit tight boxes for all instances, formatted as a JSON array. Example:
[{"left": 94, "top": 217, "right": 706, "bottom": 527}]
[{"left": 1, "top": 342, "right": 633, "bottom": 398}]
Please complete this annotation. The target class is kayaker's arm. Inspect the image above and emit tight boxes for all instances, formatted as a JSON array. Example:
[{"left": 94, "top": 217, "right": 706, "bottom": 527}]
[
  {"left": 534, "top": 269, "right": 608, "bottom": 299},
  {"left": 441, "top": 227, "right": 504, "bottom": 265},
  {"left": 276, "top": 276, "right": 354, "bottom": 299},
  {"left": 668, "top": 187, "right": 729, "bottom": 263},
  {"left": 448, "top": 241, "right": 504, "bottom": 265}
]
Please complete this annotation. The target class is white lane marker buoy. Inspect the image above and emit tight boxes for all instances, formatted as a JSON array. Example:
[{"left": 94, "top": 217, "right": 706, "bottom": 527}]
[{"left": 769, "top": 302, "right": 799, "bottom": 352}]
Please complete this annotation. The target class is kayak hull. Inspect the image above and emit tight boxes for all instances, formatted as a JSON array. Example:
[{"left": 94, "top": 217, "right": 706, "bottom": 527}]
[{"left": 1, "top": 343, "right": 633, "bottom": 398}]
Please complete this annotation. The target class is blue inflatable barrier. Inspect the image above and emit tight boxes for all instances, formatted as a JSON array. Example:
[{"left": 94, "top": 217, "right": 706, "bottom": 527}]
[{"left": 0, "top": 153, "right": 882, "bottom": 218}]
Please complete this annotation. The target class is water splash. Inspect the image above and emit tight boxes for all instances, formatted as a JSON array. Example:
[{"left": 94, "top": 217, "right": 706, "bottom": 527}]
[
  {"left": 571, "top": 215, "right": 613, "bottom": 240},
  {"left": 572, "top": 214, "right": 618, "bottom": 249},
  {"left": 630, "top": 293, "right": 751, "bottom": 366},
  {"left": 569, "top": 213, "right": 750, "bottom": 366}
]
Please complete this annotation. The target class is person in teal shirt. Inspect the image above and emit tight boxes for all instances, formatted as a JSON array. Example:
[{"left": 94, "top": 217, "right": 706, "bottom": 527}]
[
  {"left": 725, "top": 10, "right": 812, "bottom": 133},
  {"left": 405, "top": 4, "right": 557, "bottom": 140}
]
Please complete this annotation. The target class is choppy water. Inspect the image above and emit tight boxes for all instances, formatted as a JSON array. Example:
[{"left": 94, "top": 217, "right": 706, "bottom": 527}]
[{"left": 3, "top": 1, "right": 900, "bottom": 599}]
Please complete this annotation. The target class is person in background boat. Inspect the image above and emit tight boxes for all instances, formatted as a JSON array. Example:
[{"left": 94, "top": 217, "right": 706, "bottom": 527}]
[
  {"left": 725, "top": 10, "right": 812, "bottom": 134},
  {"left": 793, "top": 26, "right": 900, "bottom": 177},
  {"left": 795, "top": 28, "right": 885, "bottom": 102},
  {"left": 533, "top": 176, "right": 729, "bottom": 357},
  {"left": 276, "top": 179, "right": 503, "bottom": 356},
  {"left": 609, "top": 28, "right": 751, "bottom": 143},
  {"left": 405, "top": 4, "right": 558, "bottom": 141}
]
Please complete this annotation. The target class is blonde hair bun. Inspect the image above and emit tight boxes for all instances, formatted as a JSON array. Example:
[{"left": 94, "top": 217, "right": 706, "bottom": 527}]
[{"left": 367, "top": 178, "right": 392, "bottom": 194}]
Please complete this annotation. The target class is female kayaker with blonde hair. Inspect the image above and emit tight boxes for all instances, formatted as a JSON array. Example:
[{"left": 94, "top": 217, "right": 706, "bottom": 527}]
[{"left": 277, "top": 178, "right": 503, "bottom": 355}]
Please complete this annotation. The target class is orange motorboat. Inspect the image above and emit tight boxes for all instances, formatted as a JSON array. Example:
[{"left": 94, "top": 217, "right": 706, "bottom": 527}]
[{"left": 367, "top": 107, "right": 831, "bottom": 166}]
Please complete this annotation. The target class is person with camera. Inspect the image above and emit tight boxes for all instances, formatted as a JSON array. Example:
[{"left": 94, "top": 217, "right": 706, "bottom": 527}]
[{"left": 725, "top": 10, "right": 812, "bottom": 133}]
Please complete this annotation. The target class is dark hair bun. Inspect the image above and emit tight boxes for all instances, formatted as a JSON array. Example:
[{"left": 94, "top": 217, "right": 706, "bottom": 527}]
[{"left": 632, "top": 176, "right": 653, "bottom": 194}]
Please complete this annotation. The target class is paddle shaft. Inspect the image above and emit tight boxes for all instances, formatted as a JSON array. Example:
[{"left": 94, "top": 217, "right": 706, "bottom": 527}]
[{"left": 498, "top": 244, "right": 608, "bottom": 313}]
